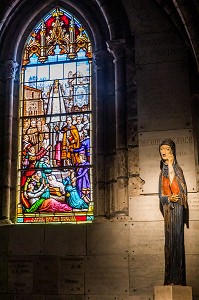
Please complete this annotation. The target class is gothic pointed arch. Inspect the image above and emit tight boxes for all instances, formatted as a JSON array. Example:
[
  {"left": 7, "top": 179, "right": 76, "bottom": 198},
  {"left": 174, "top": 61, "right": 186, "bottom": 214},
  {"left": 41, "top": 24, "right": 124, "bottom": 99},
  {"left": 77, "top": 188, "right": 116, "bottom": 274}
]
[
  {"left": 16, "top": 6, "right": 95, "bottom": 223},
  {"left": 0, "top": 0, "right": 131, "bottom": 223}
]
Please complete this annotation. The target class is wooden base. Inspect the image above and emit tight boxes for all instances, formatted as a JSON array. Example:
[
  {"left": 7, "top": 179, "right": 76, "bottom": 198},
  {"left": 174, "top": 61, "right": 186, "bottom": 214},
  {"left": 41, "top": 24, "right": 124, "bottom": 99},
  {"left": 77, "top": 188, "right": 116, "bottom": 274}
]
[{"left": 154, "top": 286, "right": 192, "bottom": 300}]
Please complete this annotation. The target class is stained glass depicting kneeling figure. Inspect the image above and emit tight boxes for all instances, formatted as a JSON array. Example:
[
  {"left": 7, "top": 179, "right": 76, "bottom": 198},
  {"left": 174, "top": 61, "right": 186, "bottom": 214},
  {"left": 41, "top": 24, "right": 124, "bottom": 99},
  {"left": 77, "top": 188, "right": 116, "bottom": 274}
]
[{"left": 17, "top": 7, "right": 93, "bottom": 223}]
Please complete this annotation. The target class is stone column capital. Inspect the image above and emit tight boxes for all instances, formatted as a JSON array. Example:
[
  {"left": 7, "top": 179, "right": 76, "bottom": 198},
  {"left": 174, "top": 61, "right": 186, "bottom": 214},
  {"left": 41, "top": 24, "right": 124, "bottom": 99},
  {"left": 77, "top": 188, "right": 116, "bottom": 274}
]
[{"left": 106, "top": 39, "right": 126, "bottom": 62}]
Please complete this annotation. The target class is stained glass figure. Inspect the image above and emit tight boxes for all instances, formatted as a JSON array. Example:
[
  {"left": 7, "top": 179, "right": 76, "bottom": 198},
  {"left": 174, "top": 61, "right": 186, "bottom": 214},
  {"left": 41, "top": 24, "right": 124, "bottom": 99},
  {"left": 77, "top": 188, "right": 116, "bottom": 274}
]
[{"left": 17, "top": 7, "right": 93, "bottom": 223}]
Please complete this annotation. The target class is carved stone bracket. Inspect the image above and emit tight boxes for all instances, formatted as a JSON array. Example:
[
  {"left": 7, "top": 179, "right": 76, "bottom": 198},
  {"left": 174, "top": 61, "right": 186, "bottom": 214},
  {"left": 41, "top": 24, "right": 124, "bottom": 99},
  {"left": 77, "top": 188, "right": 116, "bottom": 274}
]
[
  {"left": 93, "top": 50, "right": 109, "bottom": 71},
  {"left": 106, "top": 39, "right": 126, "bottom": 63},
  {"left": 5, "top": 60, "right": 19, "bottom": 80}
]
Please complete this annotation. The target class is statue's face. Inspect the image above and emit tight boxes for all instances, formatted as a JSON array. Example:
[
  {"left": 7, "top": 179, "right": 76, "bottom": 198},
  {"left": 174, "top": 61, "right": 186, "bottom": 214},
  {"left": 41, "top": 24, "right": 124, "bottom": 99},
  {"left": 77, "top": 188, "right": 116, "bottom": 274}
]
[{"left": 160, "top": 145, "right": 174, "bottom": 163}]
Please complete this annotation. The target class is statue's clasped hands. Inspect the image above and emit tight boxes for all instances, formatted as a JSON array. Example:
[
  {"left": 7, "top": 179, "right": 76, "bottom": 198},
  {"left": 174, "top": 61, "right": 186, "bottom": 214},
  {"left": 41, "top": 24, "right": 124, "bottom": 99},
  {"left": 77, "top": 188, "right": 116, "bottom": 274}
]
[{"left": 169, "top": 194, "right": 180, "bottom": 203}]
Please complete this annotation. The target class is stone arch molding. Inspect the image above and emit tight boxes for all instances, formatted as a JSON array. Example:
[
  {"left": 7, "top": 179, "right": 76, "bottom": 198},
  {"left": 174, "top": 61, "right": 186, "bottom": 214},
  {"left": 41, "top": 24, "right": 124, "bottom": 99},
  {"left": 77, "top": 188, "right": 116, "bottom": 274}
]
[
  {"left": 0, "top": 0, "right": 131, "bottom": 223},
  {"left": 154, "top": 0, "right": 199, "bottom": 71}
]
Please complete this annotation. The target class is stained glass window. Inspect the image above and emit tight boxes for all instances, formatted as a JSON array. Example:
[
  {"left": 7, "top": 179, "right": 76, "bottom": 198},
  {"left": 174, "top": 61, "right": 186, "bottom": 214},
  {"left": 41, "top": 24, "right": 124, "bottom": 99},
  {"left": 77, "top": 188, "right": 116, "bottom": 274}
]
[{"left": 16, "top": 7, "right": 93, "bottom": 223}]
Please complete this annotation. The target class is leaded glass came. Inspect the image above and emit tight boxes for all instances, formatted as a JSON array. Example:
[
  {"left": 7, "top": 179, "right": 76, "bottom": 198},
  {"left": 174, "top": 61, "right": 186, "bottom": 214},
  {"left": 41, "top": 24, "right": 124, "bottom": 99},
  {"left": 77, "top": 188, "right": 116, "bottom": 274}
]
[{"left": 17, "top": 7, "right": 93, "bottom": 223}]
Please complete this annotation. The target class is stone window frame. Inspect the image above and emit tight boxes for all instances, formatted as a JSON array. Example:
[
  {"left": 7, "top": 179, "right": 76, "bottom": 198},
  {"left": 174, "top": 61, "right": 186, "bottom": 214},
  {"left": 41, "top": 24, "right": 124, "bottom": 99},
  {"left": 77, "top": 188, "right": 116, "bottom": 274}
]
[{"left": 0, "top": 0, "right": 131, "bottom": 224}]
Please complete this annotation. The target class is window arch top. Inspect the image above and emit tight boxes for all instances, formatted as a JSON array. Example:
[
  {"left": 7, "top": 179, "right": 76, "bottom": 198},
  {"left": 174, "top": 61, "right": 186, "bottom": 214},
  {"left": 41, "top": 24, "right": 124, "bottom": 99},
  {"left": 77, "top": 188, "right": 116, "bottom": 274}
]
[{"left": 23, "top": 7, "right": 92, "bottom": 66}]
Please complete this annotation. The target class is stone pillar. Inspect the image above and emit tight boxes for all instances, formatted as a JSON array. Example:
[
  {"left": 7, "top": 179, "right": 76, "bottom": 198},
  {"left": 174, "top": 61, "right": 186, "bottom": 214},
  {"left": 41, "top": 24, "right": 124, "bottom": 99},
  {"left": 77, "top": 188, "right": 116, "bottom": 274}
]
[
  {"left": 0, "top": 60, "right": 19, "bottom": 224},
  {"left": 93, "top": 50, "right": 109, "bottom": 217},
  {"left": 106, "top": 40, "right": 128, "bottom": 217}
]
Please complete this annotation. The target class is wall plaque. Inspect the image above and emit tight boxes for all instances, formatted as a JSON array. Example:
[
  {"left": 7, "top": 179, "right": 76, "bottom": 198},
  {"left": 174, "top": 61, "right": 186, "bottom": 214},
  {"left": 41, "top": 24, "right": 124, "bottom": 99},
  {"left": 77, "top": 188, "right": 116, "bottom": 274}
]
[
  {"left": 139, "top": 129, "right": 196, "bottom": 193},
  {"left": 59, "top": 274, "right": 84, "bottom": 294},
  {"left": 135, "top": 31, "right": 187, "bottom": 65},
  {"left": 59, "top": 256, "right": 84, "bottom": 275},
  {"left": 33, "top": 255, "right": 58, "bottom": 294},
  {"left": 187, "top": 193, "right": 199, "bottom": 221},
  {"left": 8, "top": 258, "right": 33, "bottom": 294}
]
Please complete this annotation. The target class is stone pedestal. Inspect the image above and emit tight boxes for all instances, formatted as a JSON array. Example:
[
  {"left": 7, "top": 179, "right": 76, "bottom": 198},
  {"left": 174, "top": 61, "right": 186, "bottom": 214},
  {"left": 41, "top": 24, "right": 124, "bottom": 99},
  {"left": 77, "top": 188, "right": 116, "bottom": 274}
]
[{"left": 154, "top": 286, "right": 192, "bottom": 300}]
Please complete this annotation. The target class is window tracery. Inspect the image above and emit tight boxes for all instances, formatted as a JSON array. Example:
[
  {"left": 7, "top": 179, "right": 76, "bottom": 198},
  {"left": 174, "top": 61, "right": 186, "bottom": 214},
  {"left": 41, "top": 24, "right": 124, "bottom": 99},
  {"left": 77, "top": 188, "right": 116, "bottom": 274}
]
[{"left": 17, "top": 7, "right": 93, "bottom": 224}]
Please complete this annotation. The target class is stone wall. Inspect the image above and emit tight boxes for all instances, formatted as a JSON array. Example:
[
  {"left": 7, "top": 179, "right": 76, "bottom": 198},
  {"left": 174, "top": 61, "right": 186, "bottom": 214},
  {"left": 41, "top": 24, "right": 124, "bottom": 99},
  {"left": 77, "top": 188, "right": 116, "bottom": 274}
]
[{"left": 0, "top": 196, "right": 199, "bottom": 299}]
